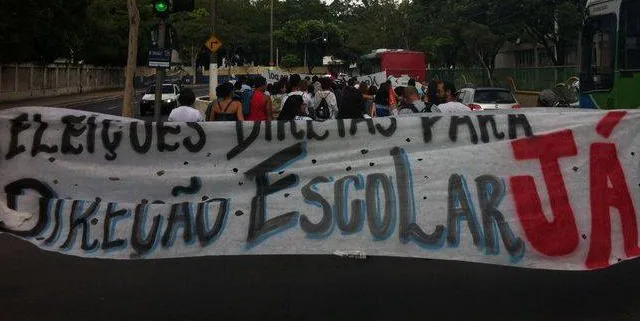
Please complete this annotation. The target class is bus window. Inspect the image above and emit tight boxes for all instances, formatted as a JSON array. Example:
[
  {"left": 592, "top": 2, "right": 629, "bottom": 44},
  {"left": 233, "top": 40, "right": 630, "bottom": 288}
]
[
  {"left": 580, "top": 14, "right": 616, "bottom": 92},
  {"left": 619, "top": 0, "right": 640, "bottom": 70}
]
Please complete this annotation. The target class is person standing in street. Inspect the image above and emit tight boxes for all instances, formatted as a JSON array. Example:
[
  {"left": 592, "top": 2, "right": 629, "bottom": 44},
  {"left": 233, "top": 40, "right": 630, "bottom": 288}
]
[
  {"left": 278, "top": 95, "right": 313, "bottom": 121},
  {"left": 210, "top": 82, "right": 245, "bottom": 121},
  {"left": 432, "top": 81, "right": 471, "bottom": 113},
  {"left": 168, "top": 88, "right": 203, "bottom": 122},
  {"left": 281, "top": 74, "right": 313, "bottom": 117},
  {"left": 247, "top": 76, "right": 273, "bottom": 121},
  {"left": 314, "top": 78, "right": 338, "bottom": 120},
  {"left": 398, "top": 86, "right": 426, "bottom": 114}
]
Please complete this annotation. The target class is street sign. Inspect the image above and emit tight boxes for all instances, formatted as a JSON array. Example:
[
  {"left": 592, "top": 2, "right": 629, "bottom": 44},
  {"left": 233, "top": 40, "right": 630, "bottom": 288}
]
[
  {"left": 148, "top": 48, "right": 172, "bottom": 68},
  {"left": 205, "top": 35, "right": 222, "bottom": 53}
]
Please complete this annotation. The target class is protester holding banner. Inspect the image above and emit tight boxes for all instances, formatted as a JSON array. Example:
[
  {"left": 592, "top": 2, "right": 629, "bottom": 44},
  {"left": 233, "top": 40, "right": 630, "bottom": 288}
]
[{"left": 209, "top": 82, "right": 245, "bottom": 121}]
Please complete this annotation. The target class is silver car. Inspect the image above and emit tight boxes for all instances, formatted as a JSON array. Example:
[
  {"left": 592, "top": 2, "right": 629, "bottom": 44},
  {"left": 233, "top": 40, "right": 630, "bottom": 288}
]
[{"left": 456, "top": 87, "right": 521, "bottom": 110}]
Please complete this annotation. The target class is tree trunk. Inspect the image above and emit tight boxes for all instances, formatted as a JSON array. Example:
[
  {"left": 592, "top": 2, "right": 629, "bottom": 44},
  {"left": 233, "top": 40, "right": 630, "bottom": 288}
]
[
  {"left": 477, "top": 50, "right": 493, "bottom": 87},
  {"left": 191, "top": 45, "right": 197, "bottom": 85},
  {"left": 123, "top": 0, "right": 140, "bottom": 118}
]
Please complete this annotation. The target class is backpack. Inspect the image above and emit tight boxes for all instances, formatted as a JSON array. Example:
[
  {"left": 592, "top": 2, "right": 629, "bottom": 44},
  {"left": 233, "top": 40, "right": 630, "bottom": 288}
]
[{"left": 315, "top": 94, "right": 331, "bottom": 120}]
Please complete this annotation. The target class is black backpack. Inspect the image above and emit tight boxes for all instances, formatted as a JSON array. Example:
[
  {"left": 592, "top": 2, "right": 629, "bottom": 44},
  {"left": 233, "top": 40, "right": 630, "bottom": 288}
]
[{"left": 315, "top": 95, "right": 331, "bottom": 120}]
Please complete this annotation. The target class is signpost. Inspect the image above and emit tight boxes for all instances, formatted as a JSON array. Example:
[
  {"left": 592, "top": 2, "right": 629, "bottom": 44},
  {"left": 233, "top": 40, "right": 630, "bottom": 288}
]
[{"left": 148, "top": 49, "right": 172, "bottom": 68}]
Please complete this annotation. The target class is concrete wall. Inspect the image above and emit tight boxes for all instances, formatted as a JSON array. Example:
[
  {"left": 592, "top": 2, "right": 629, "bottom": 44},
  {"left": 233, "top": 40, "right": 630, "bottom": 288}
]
[
  {"left": 0, "top": 64, "right": 124, "bottom": 102},
  {"left": 203, "top": 66, "right": 330, "bottom": 77}
]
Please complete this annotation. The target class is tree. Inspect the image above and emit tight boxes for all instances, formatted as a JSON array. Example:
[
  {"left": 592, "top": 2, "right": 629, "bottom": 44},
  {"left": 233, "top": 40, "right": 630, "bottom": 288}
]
[
  {"left": 280, "top": 54, "right": 301, "bottom": 71},
  {"left": 0, "top": 0, "right": 90, "bottom": 63},
  {"left": 123, "top": 0, "right": 140, "bottom": 117},
  {"left": 511, "top": 0, "right": 584, "bottom": 66},
  {"left": 172, "top": 8, "right": 210, "bottom": 84},
  {"left": 275, "top": 19, "right": 346, "bottom": 73}
]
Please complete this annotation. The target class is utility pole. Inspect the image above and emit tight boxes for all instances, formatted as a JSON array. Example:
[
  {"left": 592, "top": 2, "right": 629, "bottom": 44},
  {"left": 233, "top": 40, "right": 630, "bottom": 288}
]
[
  {"left": 209, "top": 0, "right": 218, "bottom": 101},
  {"left": 154, "top": 19, "right": 166, "bottom": 123},
  {"left": 270, "top": 0, "right": 274, "bottom": 67}
]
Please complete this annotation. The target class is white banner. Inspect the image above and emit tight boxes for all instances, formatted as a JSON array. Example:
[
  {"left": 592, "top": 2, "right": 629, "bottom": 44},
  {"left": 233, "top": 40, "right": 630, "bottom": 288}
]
[
  {"left": 1, "top": 107, "right": 640, "bottom": 270},
  {"left": 263, "top": 69, "right": 315, "bottom": 84},
  {"left": 356, "top": 72, "right": 388, "bottom": 87}
]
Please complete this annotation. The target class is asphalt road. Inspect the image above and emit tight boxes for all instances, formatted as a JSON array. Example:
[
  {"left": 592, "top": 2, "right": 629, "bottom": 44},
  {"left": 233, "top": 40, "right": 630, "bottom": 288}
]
[
  {"left": 65, "top": 86, "right": 210, "bottom": 121},
  {"left": 2, "top": 234, "right": 640, "bottom": 321},
  {"left": 2, "top": 89, "right": 640, "bottom": 320}
]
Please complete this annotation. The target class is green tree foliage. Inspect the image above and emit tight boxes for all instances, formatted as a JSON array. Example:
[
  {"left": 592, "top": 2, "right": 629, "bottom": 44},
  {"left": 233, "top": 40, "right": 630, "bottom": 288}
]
[
  {"left": 0, "top": 0, "right": 586, "bottom": 70},
  {"left": 275, "top": 20, "right": 346, "bottom": 73},
  {"left": 171, "top": 8, "right": 210, "bottom": 83},
  {"left": 280, "top": 54, "right": 301, "bottom": 71}
]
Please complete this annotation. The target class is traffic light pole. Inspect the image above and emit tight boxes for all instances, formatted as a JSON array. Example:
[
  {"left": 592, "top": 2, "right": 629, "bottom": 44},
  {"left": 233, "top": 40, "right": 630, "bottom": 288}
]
[{"left": 154, "top": 18, "right": 166, "bottom": 123}]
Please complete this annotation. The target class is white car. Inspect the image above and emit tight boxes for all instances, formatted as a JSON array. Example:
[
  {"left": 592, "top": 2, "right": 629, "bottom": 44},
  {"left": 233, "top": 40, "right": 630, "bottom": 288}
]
[
  {"left": 456, "top": 87, "right": 521, "bottom": 110},
  {"left": 140, "top": 84, "right": 181, "bottom": 115}
]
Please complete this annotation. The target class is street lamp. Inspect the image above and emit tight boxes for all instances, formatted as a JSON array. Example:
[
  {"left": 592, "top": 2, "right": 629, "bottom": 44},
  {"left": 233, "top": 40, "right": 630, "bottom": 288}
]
[{"left": 304, "top": 32, "right": 328, "bottom": 70}]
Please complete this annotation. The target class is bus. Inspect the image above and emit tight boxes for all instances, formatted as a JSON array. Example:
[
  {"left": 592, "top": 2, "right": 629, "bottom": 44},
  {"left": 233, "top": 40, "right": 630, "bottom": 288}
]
[
  {"left": 580, "top": 0, "right": 640, "bottom": 109},
  {"left": 359, "top": 49, "right": 427, "bottom": 81}
]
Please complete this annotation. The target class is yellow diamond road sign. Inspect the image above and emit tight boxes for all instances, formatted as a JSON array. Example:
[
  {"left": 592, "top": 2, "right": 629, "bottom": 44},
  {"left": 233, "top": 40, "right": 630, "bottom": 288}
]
[{"left": 205, "top": 35, "right": 222, "bottom": 53}]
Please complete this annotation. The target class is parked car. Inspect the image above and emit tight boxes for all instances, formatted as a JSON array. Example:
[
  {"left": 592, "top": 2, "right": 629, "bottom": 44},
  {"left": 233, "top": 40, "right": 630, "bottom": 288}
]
[
  {"left": 139, "top": 84, "right": 181, "bottom": 115},
  {"left": 456, "top": 87, "right": 521, "bottom": 110}
]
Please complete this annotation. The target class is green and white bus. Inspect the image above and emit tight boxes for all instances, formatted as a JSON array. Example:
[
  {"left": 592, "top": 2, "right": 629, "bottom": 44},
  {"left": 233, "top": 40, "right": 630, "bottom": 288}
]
[{"left": 580, "top": 0, "right": 640, "bottom": 109}]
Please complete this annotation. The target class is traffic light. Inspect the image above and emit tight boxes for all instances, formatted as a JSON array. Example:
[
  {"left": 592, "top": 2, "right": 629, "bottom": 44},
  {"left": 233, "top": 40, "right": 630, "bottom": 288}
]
[{"left": 153, "top": 0, "right": 170, "bottom": 18}]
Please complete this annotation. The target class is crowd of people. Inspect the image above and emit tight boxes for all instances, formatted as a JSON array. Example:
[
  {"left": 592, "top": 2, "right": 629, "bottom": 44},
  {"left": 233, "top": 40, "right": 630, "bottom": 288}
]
[{"left": 169, "top": 74, "right": 473, "bottom": 123}]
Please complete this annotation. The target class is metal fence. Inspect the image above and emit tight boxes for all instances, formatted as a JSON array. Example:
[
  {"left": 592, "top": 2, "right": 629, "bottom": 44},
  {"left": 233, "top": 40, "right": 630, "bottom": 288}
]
[{"left": 429, "top": 66, "right": 579, "bottom": 92}]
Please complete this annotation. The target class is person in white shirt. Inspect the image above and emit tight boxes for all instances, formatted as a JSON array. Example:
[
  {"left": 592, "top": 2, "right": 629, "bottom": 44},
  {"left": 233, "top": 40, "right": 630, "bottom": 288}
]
[
  {"left": 313, "top": 78, "right": 338, "bottom": 119},
  {"left": 281, "top": 74, "right": 314, "bottom": 115},
  {"left": 432, "top": 81, "right": 471, "bottom": 113},
  {"left": 168, "top": 88, "right": 204, "bottom": 122}
]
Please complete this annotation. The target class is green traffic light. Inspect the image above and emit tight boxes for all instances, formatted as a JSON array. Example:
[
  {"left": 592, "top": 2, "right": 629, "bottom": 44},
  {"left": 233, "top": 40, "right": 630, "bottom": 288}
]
[{"left": 155, "top": 1, "right": 168, "bottom": 12}]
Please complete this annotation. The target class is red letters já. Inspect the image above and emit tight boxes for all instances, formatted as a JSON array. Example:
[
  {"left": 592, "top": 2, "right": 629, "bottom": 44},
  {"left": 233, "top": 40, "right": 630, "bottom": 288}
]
[
  {"left": 586, "top": 142, "right": 640, "bottom": 269},
  {"left": 510, "top": 130, "right": 579, "bottom": 256}
]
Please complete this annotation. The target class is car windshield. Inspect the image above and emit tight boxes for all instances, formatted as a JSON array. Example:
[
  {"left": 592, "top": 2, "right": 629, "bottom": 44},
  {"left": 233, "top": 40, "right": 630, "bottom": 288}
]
[
  {"left": 147, "top": 85, "right": 174, "bottom": 94},
  {"left": 474, "top": 90, "right": 516, "bottom": 104}
]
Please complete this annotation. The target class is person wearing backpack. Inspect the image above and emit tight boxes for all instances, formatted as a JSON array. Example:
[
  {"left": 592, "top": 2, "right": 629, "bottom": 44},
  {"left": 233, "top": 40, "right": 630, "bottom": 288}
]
[
  {"left": 313, "top": 78, "right": 338, "bottom": 120},
  {"left": 232, "top": 76, "right": 254, "bottom": 117},
  {"left": 281, "top": 74, "right": 314, "bottom": 117},
  {"left": 398, "top": 86, "right": 426, "bottom": 115}
]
